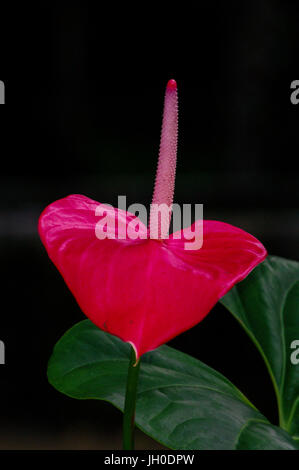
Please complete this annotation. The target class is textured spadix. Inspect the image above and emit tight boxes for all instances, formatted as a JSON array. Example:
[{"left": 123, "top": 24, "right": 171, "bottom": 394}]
[
  {"left": 149, "top": 79, "right": 178, "bottom": 239},
  {"left": 39, "top": 80, "right": 267, "bottom": 358}
]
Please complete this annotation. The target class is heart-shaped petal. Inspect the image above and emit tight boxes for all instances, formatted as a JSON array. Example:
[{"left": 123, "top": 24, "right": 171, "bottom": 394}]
[{"left": 39, "top": 194, "right": 267, "bottom": 358}]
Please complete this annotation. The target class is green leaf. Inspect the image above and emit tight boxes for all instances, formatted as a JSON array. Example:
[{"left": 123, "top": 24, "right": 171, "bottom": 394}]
[
  {"left": 220, "top": 255, "right": 299, "bottom": 436},
  {"left": 235, "top": 420, "right": 299, "bottom": 450},
  {"left": 48, "top": 320, "right": 269, "bottom": 450}
]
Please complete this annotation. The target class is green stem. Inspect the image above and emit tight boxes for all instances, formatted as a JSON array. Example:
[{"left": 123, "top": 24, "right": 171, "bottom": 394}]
[{"left": 123, "top": 346, "right": 141, "bottom": 450}]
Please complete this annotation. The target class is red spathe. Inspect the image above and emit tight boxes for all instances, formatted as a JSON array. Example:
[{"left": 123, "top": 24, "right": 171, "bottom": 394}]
[{"left": 39, "top": 194, "right": 267, "bottom": 358}]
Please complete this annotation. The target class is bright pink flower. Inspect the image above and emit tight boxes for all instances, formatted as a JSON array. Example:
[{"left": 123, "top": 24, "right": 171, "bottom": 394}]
[{"left": 39, "top": 80, "right": 267, "bottom": 358}]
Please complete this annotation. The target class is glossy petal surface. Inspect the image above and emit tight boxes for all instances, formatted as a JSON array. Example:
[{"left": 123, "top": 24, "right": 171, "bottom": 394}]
[{"left": 39, "top": 194, "right": 267, "bottom": 357}]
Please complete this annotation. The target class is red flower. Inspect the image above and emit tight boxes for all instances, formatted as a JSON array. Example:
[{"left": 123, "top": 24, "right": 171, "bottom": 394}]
[{"left": 39, "top": 80, "right": 267, "bottom": 358}]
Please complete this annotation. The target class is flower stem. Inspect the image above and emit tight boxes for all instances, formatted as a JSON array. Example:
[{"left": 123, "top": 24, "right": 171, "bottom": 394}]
[{"left": 123, "top": 346, "right": 141, "bottom": 450}]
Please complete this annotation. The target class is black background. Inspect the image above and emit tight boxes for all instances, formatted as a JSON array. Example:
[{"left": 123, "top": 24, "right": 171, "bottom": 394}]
[{"left": 0, "top": 1, "right": 298, "bottom": 449}]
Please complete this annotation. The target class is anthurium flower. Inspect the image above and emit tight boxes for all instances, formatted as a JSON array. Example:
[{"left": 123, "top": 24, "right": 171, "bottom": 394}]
[{"left": 39, "top": 79, "right": 267, "bottom": 359}]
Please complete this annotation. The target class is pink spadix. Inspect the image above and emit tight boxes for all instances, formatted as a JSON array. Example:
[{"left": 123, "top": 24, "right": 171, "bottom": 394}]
[
  {"left": 39, "top": 79, "right": 267, "bottom": 358},
  {"left": 149, "top": 79, "right": 178, "bottom": 239}
]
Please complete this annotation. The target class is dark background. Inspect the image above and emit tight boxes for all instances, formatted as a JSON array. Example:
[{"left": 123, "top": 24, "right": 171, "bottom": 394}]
[{"left": 0, "top": 1, "right": 298, "bottom": 449}]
